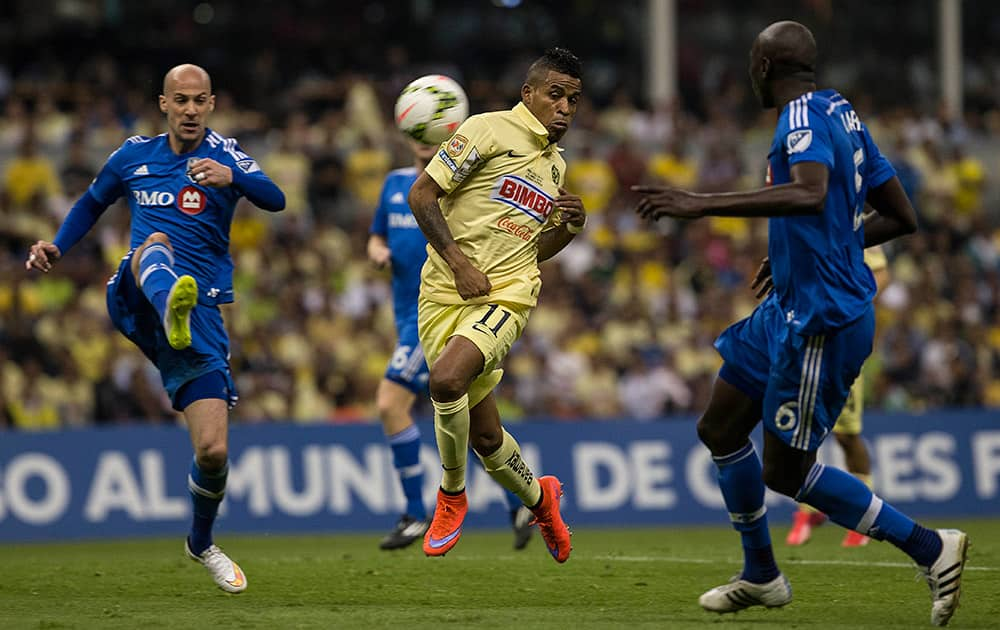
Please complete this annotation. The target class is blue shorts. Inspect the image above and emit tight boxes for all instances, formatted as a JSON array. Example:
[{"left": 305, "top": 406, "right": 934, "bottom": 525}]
[
  {"left": 106, "top": 250, "right": 237, "bottom": 411},
  {"left": 715, "top": 295, "right": 874, "bottom": 451},
  {"left": 384, "top": 318, "right": 429, "bottom": 396}
]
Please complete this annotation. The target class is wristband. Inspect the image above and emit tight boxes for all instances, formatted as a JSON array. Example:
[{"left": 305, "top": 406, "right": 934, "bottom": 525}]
[{"left": 566, "top": 217, "right": 586, "bottom": 234}]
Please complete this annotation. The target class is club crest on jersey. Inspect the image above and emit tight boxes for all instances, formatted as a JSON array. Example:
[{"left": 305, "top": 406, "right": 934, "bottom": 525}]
[
  {"left": 447, "top": 134, "right": 468, "bottom": 157},
  {"left": 177, "top": 186, "right": 207, "bottom": 215},
  {"left": 551, "top": 165, "right": 560, "bottom": 185},
  {"left": 787, "top": 129, "right": 813, "bottom": 154},
  {"left": 491, "top": 175, "right": 554, "bottom": 223}
]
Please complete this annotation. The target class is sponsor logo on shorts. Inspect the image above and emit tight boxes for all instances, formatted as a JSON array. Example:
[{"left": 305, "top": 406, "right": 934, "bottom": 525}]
[{"left": 491, "top": 175, "right": 554, "bottom": 223}]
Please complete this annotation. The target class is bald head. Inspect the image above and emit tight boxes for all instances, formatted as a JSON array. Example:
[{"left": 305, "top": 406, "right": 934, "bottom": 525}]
[
  {"left": 163, "top": 64, "right": 212, "bottom": 95},
  {"left": 749, "top": 21, "right": 817, "bottom": 109},
  {"left": 753, "top": 21, "right": 817, "bottom": 69},
  {"left": 159, "top": 64, "right": 215, "bottom": 154}
]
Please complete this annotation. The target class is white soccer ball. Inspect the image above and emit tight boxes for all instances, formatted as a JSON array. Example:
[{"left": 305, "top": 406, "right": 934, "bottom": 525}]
[{"left": 394, "top": 75, "right": 469, "bottom": 145}]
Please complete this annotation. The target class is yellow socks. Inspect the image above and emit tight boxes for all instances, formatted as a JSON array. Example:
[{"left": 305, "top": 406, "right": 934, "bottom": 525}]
[
  {"left": 478, "top": 429, "right": 541, "bottom": 507},
  {"left": 432, "top": 394, "right": 470, "bottom": 492}
]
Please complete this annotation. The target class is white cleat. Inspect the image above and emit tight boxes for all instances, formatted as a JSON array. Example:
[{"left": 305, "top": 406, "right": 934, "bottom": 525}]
[
  {"left": 185, "top": 539, "right": 247, "bottom": 593},
  {"left": 699, "top": 574, "right": 792, "bottom": 613},
  {"left": 921, "top": 529, "right": 969, "bottom": 626}
]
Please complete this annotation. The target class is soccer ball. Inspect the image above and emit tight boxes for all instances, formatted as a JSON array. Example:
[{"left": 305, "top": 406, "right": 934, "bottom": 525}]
[{"left": 394, "top": 75, "right": 469, "bottom": 145}]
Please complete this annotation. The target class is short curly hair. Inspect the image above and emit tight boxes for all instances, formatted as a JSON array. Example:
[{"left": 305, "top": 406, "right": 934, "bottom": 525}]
[{"left": 526, "top": 47, "right": 582, "bottom": 85}]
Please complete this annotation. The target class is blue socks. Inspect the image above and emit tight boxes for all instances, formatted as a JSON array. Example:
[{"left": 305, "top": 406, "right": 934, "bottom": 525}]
[
  {"left": 797, "top": 463, "right": 942, "bottom": 566},
  {"left": 388, "top": 424, "right": 426, "bottom": 520},
  {"left": 138, "top": 243, "right": 177, "bottom": 319},
  {"left": 188, "top": 458, "right": 227, "bottom": 555},
  {"left": 714, "top": 442, "right": 779, "bottom": 584}
]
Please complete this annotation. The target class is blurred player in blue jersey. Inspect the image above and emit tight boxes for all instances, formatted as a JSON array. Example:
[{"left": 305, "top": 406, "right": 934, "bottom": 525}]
[
  {"left": 368, "top": 135, "right": 534, "bottom": 551},
  {"left": 26, "top": 64, "right": 285, "bottom": 593},
  {"left": 634, "top": 21, "right": 967, "bottom": 626}
]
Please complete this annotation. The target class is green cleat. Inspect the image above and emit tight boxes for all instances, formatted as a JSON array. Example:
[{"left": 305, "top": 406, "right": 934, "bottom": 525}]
[{"left": 165, "top": 275, "right": 198, "bottom": 350}]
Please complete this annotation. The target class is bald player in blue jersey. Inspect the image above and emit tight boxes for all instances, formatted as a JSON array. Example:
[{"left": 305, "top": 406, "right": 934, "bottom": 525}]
[
  {"left": 634, "top": 21, "right": 966, "bottom": 627},
  {"left": 26, "top": 64, "right": 285, "bottom": 593},
  {"left": 368, "top": 135, "right": 534, "bottom": 551}
]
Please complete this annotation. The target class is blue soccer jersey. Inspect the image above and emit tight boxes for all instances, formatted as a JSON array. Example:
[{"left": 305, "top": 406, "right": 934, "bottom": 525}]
[
  {"left": 88, "top": 130, "right": 280, "bottom": 306},
  {"left": 370, "top": 167, "right": 428, "bottom": 325},
  {"left": 767, "top": 89, "right": 896, "bottom": 334}
]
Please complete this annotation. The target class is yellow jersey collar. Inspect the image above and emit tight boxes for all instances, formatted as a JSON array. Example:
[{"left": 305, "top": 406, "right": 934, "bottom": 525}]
[{"left": 513, "top": 102, "right": 563, "bottom": 151}]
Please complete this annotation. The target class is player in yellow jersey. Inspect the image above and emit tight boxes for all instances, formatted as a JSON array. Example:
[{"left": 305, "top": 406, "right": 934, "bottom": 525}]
[
  {"left": 407, "top": 48, "right": 585, "bottom": 562},
  {"left": 784, "top": 245, "right": 891, "bottom": 547}
]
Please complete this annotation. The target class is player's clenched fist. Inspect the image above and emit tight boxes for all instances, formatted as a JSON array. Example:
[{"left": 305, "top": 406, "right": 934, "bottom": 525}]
[
  {"left": 25, "top": 240, "right": 61, "bottom": 272},
  {"left": 187, "top": 158, "right": 232, "bottom": 187},
  {"left": 452, "top": 261, "right": 491, "bottom": 301}
]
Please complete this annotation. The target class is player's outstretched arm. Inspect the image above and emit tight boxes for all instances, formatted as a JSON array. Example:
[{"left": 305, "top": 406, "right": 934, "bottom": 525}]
[
  {"left": 633, "top": 162, "right": 828, "bottom": 221},
  {"left": 26, "top": 190, "right": 109, "bottom": 272},
  {"left": 863, "top": 176, "right": 918, "bottom": 247},
  {"left": 538, "top": 188, "right": 586, "bottom": 263},
  {"left": 408, "top": 171, "right": 490, "bottom": 300}
]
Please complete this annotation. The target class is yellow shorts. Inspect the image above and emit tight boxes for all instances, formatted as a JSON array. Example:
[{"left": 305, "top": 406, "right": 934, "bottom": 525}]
[
  {"left": 833, "top": 374, "right": 864, "bottom": 435},
  {"left": 418, "top": 297, "right": 531, "bottom": 407}
]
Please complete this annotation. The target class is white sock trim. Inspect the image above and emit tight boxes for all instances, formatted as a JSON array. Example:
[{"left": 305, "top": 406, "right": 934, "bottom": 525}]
[{"left": 855, "top": 493, "right": 883, "bottom": 535}]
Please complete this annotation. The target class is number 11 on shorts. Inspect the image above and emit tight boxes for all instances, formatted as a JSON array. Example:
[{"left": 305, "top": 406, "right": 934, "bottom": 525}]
[{"left": 474, "top": 304, "right": 511, "bottom": 337}]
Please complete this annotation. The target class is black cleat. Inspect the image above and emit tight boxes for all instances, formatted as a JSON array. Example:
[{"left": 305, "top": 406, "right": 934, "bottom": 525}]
[
  {"left": 511, "top": 505, "right": 535, "bottom": 550},
  {"left": 379, "top": 515, "right": 430, "bottom": 550}
]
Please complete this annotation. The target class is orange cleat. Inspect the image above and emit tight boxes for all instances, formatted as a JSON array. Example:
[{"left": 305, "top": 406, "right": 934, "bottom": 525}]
[
  {"left": 786, "top": 510, "right": 827, "bottom": 546},
  {"left": 530, "top": 475, "right": 572, "bottom": 563},
  {"left": 423, "top": 488, "right": 468, "bottom": 556},
  {"left": 841, "top": 530, "right": 871, "bottom": 547}
]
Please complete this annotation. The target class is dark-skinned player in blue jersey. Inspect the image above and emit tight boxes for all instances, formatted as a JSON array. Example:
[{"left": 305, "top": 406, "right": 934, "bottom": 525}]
[{"left": 633, "top": 21, "right": 966, "bottom": 627}]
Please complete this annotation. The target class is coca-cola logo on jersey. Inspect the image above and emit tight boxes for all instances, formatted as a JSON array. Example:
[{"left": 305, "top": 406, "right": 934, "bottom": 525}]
[
  {"left": 177, "top": 186, "right": 207, "bottom": 215},
  {"left": 496, "top": 216, "right": 534, "bottom": 242}
]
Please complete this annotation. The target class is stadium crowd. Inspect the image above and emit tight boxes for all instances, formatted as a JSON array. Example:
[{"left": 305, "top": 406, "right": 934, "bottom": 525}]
[{"left": 1, "top": 2, "right": 999, "bottom": 428}]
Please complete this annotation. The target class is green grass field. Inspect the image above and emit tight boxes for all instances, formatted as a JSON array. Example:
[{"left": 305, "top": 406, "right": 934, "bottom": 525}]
[{"left": 2, "top": 519, "right": 998, "bottom": 629}]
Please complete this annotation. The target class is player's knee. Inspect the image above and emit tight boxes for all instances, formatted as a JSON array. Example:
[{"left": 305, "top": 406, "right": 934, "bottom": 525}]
[
  {"left": 143, "top": 231, "right": 172, "bottom": 248},
  {"left": 195, "top": 442, "right": 228, "bottom": 473},
  {"left": 761, "top": 460, "right": 806, "bottom": 498},
  {"left": 697, "top": 414, "right": 731, "bottom": 454},
  {"left": 428, "top": 368, "right": 469, "bottom": 402}
]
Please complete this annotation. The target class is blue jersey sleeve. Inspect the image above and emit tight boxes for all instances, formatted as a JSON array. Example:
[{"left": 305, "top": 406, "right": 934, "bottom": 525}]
[
  {"left": 88, "top": 144, "right": 128, "bottom": 206},
  {"left": 370, "top": 177, "right": 390, "bottom": 237},
  {"left": 780, "top": 97, "right": 835, "bottom": 170},
  {"left": 219, "top": 140, "right": 285, "bottom": 211},
  {"left": 861, "top": 125, "right": 896, "bottom": 189}
]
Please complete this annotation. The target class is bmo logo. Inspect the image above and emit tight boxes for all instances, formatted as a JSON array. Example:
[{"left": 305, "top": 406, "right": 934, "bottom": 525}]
[
  {"left": 491, "top": 175, "right": 553, "bottom": 223},
  {"left": 132, "top": 190, "right": 175, "bottom": 206},
  {"left": 177, "top": 186, "right": 207, "bottom": 215}
]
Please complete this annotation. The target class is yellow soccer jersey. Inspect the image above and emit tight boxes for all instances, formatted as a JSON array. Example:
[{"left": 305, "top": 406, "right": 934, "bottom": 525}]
[{"left": 422, "top": 102, "right": 566, "bottom": 307}]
